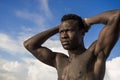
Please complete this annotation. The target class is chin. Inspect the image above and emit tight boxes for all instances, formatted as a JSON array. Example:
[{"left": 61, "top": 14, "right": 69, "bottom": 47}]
[
  {"left": 62, "top": 44, "right": 75, "bottom": 50},
  {"left": 64, "top": 48, "right": 69, "bottom": 50},
  {"left": 63, "top": 47, "right": 69, "bottom": 50},
  {"left": 63, "top": 46, "right": 70, "bottom": 50},
  {"left": 63, "top": 45, "right": 78, "bottom": 50},
  {"left": 63, "top": 46, "right": 73, "bottom": 50}
]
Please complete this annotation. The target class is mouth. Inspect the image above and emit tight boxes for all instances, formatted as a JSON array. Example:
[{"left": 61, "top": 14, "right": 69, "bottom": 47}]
[{"left": 62, "top": 41, "right": 69, "bottom": 45}]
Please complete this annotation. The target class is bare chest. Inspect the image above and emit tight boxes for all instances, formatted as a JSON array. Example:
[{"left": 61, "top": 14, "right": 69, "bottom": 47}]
[{"left": 57, "top": 52, "right": 95, "bottom": 80}]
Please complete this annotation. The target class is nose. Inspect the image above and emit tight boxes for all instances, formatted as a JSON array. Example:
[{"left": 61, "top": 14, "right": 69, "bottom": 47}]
[{"left": 61, "top": 31, "right": 68, "bottom": 39}]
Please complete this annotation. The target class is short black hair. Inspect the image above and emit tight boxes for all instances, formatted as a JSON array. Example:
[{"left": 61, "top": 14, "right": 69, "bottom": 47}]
[{"left": 61, "top": 14, "right": 85, "bottom": 30}]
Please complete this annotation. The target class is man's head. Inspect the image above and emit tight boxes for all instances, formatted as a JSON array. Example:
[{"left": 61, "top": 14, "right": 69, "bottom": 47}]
[
  {"left": 59, "top": 14, "right": 85, "bottom": 50},
  {"left": 61, "top": 14, "right": 85, "bottom": 30}
]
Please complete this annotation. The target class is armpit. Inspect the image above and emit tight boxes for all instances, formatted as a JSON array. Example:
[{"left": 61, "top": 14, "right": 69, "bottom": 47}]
[{"left": 88, "top": 40, "right": 97, "bottom": 52}]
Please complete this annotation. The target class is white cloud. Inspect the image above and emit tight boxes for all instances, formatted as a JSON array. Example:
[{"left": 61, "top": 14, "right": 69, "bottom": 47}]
[
  {"left": 0, "top": 57, "right": 28, "bottom": 80},
  {"left": 104, "top": 57, "right": 120, "bottom": 80},
  {"left": 38, "top": 0, "right": 52, "bottom": 17},
  {"left": 15, "top": 10, "right": 46, "bottom": 26},
  {"left": 0, "top": 57, "right": 57, "bottom": 80},
  {"left": 43, "top": 39, "right": 68, "bottom": 55},
  {"left": 0, "top": 33, "right": 27, "bottom": 54},
  {"left": 24, "top": 58, "right": 57, "bottom": 80},
  {"left": 0, "top": 32, "right": 66, "bottom": 55},
  {"left": 11, "top": 0, "right": 55, "bottom": 55},
  {"left": 15, "top": 0, "right": 52, "bottom": 26}
]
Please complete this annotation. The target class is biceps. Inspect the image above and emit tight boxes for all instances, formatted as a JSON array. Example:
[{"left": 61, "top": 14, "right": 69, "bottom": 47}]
[{"left": 95, "top": 25, "right": 119, "bottom": 57}]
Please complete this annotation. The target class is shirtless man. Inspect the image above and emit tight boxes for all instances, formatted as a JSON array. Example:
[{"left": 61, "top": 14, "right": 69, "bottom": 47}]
[{"left": 24, "top": 9, "right": 120, "bottom": 80}]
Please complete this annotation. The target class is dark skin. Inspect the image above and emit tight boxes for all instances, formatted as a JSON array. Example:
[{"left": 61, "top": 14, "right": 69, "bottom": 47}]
[{"left": 24, "top": 10, "right": 120, "bottom": 80}]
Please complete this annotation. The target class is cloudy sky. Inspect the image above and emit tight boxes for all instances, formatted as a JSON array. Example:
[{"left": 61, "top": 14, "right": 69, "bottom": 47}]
[{"left": 0, "top": 0, "right": 120, "bottom": 80}]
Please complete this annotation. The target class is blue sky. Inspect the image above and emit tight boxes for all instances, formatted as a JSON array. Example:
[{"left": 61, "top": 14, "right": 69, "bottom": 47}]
[{"left": 0, "top": 0, "right": 120, "bottom": 80}]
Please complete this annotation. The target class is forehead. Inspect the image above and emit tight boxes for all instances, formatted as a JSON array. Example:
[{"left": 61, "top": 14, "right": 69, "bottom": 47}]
[{"left": 59, "top": 20, "right": 79, "bottom": 30}]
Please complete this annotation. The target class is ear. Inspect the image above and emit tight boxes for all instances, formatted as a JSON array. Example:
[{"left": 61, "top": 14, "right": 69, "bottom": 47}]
[{"left": 81, "top": 29, "right": 85, "bottom": 35}]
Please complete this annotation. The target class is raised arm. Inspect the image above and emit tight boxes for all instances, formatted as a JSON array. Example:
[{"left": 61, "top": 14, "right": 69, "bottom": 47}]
[
  {"left": 85, "top": 9, "right": 120, "bottom": 58},
  {"left": 23, "top": 26, "right": 59, "bottom": 67}
]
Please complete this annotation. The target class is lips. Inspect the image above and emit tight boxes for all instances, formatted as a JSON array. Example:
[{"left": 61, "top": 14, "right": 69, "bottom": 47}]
[
  {"left": 62, "top": 41, "right": 69, "bottom": 45},
  {"left": 61, "top": 40, "right": 69, "bottom": 45}
]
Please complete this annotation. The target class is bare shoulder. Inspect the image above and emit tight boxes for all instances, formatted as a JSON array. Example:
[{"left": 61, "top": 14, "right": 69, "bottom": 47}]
[
  {"left": 55, "top": 52, "right": 69, "bottom": 68},
  {"left": 55, "top": 52, "right": 69, "bottom": 61}
]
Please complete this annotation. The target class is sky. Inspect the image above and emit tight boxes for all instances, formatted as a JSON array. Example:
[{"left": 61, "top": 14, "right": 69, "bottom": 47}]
[{"left": 0, "top": 0, "right": 120, "bottom": 80}]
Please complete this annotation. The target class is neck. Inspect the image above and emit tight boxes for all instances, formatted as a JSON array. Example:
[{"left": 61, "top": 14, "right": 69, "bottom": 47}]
[
  {"left": 68, "top": 44, "right": 86, "bottom": 62},
  {"left": 68, "top": 46, "right": 86, "bottom": 55}
]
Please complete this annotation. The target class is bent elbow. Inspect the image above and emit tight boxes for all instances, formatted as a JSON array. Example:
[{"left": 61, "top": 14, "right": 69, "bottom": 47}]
[
  {"left": 114, "top": 11, "right": 120, "bottom": 20},
  {"left": 23, "top": 40, "right": 27, "bottom": 47},
  {"left": 23, "top": 40, "right": 29, "bottom": 49},
  {"left": 23, "top": 40, "right": 38, "bottom": 52},
  {"left": 23, "top": 40, "right": 33, "bottom": 51},
  {"left": 114, "top": 10, "right": 120, "bottom": 20},
  {"left": 108, "top": 11, "right": 120, "bottom": 25}
]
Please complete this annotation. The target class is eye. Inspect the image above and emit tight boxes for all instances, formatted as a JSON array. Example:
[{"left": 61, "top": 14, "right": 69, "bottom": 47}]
[{"left": 59, "top": 30, "right": 64, "bottom": 33}]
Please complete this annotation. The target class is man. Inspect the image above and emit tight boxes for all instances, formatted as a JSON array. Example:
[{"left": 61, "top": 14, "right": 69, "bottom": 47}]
[{"left": 24, "top": 9, "right": 120, "bottom": 80}]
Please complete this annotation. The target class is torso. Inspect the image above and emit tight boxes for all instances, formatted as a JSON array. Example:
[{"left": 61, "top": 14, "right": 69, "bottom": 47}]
[{"left": 55, "top": 44, "right": 106, "bottom": 80}]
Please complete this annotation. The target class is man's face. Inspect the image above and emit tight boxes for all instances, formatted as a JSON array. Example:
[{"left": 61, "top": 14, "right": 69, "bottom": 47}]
[{"left": 59, "top": 20, "right": 82, "bottom": 50}]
